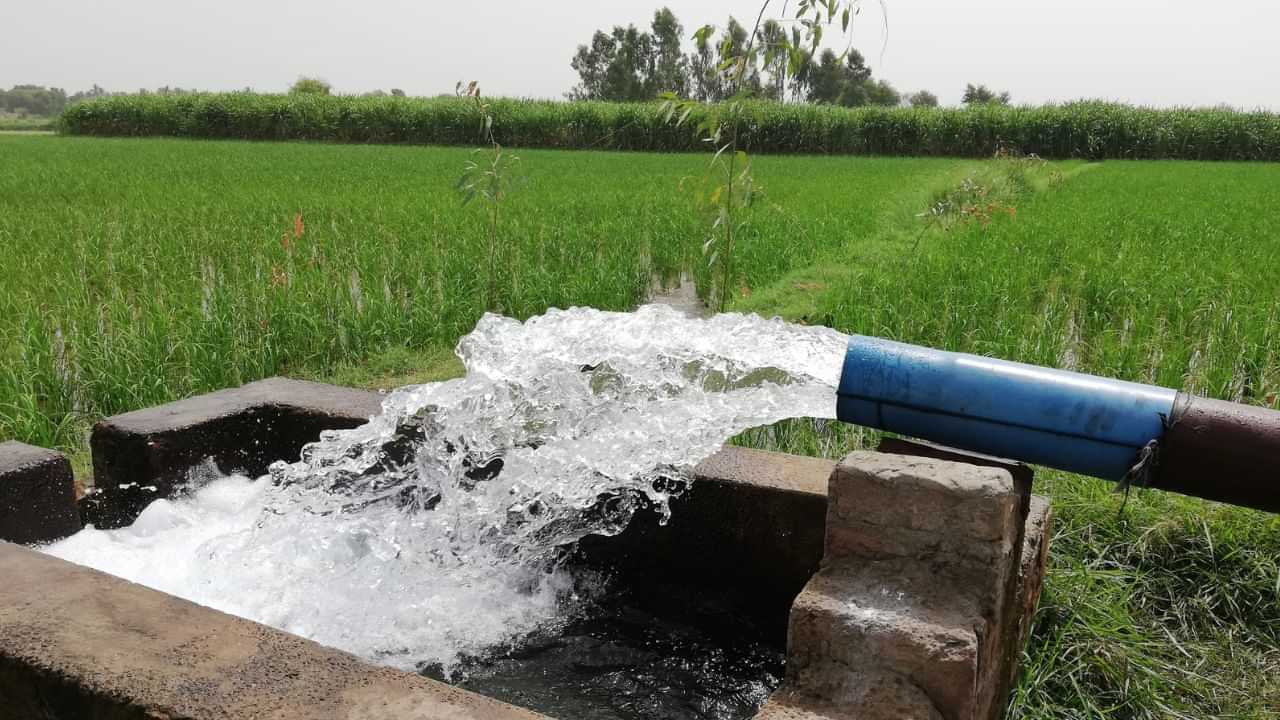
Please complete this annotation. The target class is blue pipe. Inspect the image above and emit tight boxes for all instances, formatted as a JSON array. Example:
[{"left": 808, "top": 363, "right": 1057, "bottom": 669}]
[{"left": 836, "top": 336, "right": 1177, "bottom": 480}]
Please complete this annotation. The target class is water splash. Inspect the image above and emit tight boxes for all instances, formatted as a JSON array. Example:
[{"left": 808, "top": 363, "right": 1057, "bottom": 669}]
[{"left": 45, "top": 305, "right": 846, "bottom": 673}]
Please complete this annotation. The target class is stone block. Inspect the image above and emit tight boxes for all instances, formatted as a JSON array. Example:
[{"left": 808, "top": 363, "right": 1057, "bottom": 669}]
[
  {"left": 824, "top": 452, "right": 1023, "bottom": 601},
  {"left": 875, "top": 438, "right": 1052, "bottom": 716},
  {"left": 787, "top": 560, "right": 982, "bottom": 716},
  {"left": 764, "top": 451, "right": 1033, "bottom": 720},
  {"left": 0, "top": 441, "right": 81, "bottom": 545},
  {"left": 86, "top": 377, "right": 383, "bottom": 528}
]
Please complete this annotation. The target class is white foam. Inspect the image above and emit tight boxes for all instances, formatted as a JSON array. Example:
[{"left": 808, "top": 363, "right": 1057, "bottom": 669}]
[{"left": 45, "top": 305, "right": 846, "bottom": 673}]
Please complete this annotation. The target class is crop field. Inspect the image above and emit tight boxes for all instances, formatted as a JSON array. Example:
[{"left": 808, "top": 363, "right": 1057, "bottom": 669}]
[
  {"left": 1, "top": 133, "right": 1278, "bottom": 717},
  {"left": 59, "top": 93, "right": 1280, "bottom": 161}
]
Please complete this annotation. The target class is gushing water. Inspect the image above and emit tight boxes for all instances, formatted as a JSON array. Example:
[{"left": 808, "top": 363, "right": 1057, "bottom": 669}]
[{"left": 45, "top": 305, "right": 846, "bottom": 674}]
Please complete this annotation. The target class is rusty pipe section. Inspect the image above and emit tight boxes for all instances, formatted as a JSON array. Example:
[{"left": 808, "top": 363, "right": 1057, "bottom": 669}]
[
  {"left": 1156, "top": 396, "right": 1280, "bottom": 512},
  {"left": 837, "top": 336, "right": 1280, "bottom": 513}
]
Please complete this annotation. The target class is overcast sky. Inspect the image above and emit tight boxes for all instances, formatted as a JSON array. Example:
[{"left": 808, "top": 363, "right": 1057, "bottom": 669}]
[{"left": 4, "top": 0, "right": 1276, "bottom": 109}]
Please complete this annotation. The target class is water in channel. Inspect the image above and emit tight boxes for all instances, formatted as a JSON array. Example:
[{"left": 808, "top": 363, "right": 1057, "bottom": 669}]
[{"left": 44, "top": 305, "right": 847, "bottom": 719}]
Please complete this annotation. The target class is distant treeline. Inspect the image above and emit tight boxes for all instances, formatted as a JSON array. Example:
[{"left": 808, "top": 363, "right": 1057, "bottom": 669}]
[
  {"left": 0, "top": 84, "right": 193, "bottom": 117},
  {"left": 59, "top": 93, "right": 1280, "bottom": 161}
]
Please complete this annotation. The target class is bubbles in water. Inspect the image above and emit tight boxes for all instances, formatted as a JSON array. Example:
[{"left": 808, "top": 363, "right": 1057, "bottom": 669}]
[{"left": 45, "top": 305, "right": 847, "bottom": 673}]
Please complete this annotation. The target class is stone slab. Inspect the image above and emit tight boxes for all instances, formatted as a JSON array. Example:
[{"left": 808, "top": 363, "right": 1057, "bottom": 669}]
[
  {"left": 0, "top": 541, "right": 543, "bottom": 720},
  {"left": 876, "top": 437, "right": 1034, "bottom": 499},
  {"left": 825, "top": 452, "right": 1022, "bottom": 570},
  {"left": 0, "top": 441, "right": 81, "bottom": 545},
  {"left": 86, "top": 377, "right": 384, "bottom": 528}
]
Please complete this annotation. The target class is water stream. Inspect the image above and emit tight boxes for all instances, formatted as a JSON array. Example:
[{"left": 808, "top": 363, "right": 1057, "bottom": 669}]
[{"left": 44, "top": 305, "right": 846, "bottom": 711}]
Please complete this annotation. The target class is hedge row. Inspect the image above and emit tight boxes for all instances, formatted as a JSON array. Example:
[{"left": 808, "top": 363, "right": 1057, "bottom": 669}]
[{"left": 59, "top": 93, "right": 1280, "bottom": 161}]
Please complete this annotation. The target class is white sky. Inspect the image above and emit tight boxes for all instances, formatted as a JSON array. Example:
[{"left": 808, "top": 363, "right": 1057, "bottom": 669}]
[{"left": 4, "top": 0, "right": 1277, "bottom": 109}]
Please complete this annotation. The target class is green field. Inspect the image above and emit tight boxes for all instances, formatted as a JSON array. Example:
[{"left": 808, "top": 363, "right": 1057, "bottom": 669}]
[
  {"left": 0, "top": 113, "right": 55, "bottom": 132},
  {"left": 0, "top": 134, "right": 953, "bottom": 448},
  {"left": 1, "top": 134, "right": 1277, "bottom": 717}
]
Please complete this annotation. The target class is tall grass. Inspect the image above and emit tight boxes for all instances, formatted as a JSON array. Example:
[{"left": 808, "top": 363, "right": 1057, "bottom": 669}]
[{"left": 59, "top": 93, "right": 1280, "bottom": 161}]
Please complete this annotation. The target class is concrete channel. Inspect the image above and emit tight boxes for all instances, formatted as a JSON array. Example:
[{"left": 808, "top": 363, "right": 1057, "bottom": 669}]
[{"left": 0, "top": 377, "right": 1050, "bottom": 720}]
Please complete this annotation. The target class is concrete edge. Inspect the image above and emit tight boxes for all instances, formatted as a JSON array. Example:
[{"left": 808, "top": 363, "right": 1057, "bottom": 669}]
[
  {"left": 693, "top": 445, "right": 834, "bottom": 497},
  {"left": 99, "top": 377, "right": 385, "bottom": 433},
  {"left": 0, "top": 441, "right": 81, "bottom": 544},
  {"left": 87, "top": 377, "right": 385, "bottom": 528},
  {"left": 0, "top": 541, "right": 544, "bottom": 720}
]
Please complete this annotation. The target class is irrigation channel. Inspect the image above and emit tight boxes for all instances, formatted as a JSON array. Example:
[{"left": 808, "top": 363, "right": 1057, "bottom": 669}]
[{"left": 44, "top": 305, "right": 849, "bottom": 720}]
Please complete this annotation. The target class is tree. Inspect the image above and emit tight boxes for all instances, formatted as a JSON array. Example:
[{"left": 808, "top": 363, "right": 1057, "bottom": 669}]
[
  {"left": 649, "top": 8, "right": 687, "bottom": 97},
  {"left": 567, "top": 9, "right": 696, "bottom": 102},
  {"left": 390, "top": 88, "right": 406, "bottom": 97},
  {"left": 0, "top": 85, "right": 68, "bottom": 116},
  {"left": 688, "top": 24, "right": 722, "bottom": 101},
  {"left": 908, "top": 90, "right": 939, "bottom": 107},
  {"left": 569, "top": 8, "right": 774, "bottom": 103},
  {"left": 865, "top": 79, "right": 901, "bottom": 107},
  {"left": 567, "top": 6, "right": 895, "bottom": 108},
  {"left": 718, "top": 17, "right": 764, "bottom": 97},
  {"left": 805, "top": 49, "right": 889, "bottom": 107},
  {"left": 290, "top": 77, "right": 331, "bottom": 95},
  {"left": 806, "top": 50, "right": 845, "bottom": 104},
  {"left": 962, "top": 83, "right": 1010, "bottom": 106},
  {"left": 758, "top": 19, "right": 787, "bottom": 100},
  {"left": 785, "top": 27, "right": 815, "bottom": 102},
  {"left": 569, "top": 25, "right": 652, "bottom": 101},
  {"left": 569, "top": 31, "right": 614, "bottom": 100}
]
